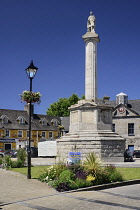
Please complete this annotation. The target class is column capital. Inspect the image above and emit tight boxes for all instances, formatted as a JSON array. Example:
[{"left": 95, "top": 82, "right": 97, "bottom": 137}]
[{"left": 82, "top": 32, "right": 100, "bottom": 42}]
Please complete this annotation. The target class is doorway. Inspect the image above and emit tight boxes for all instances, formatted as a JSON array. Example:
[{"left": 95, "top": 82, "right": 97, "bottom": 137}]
[
  {"left": 4, "top": 143, "right": 12, "bottom": 150},
  {"left": 128, "top": 145, "right": 134, "bottom": 154}
]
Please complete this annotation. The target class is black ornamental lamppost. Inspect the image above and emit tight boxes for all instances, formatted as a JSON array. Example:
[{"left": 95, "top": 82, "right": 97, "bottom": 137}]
[{"left": 25, "top": 60, "right": 38, "bottom": 179}]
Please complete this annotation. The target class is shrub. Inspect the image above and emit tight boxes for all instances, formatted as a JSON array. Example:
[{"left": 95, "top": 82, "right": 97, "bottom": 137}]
[
  {"left": 74, "top": 178, "right": 92, "bottom": 188},
  {"left": 55, "top": 182, "right": 70, "bottom": 192},
  {"left": 104, "top": 165, "right": 124, "bottom": 182},
  {"left": 17, "top": 148, "right": 27, "bottom": 166},
  {"left": 75, "top": 170, "right": 87, "bottom": 179},
  {"left": 38, "top": 170, "right": 49, "bottom": 182},
  {"left": 38, "top": 153, "right": 124, "bottom": 192},
  {"left": 53, "top": 162, "right": 67, "bottom": 178},
  {"left": 2, "top": 148, "right": 27, "bottom": 169},
  {"left": 48, "top": 179, "right": 72, "bottom": 192},
  {"left": 11, "top": 159, "right": 24, "bottom": 168},
  {"left": 38, "top": 164, "right": 67, "bottom": 183},
  {"left": 109, "top": 170, "right": 124, "bottom": 182},
  {"left": 94, "top": 169, "right": 110, "bottom": 185},
  {"left": 68, "top": 181, "right": 79, "bottom": 190},
  {"left": 94, "top": 165, "right": 124, "bottom": 185},
  {"left": 48, "top": 168, "right": 92, "bottom": 191},
  {"left": 68, "top": 164, "right": 86, "bottom": 177},
  {"left": 84, "top": 152, "right": 101, "bottom": 176},
  {"left": 105, "top": 165, "right": 116, "bottom": 173},
  {"left": 2, "top": 155, "right": 13, "bottom": 169},
  {"left": 0, "top": 158, "right": 2, "bottom": 166},
  {"left": 59, "top": 170, "right": 75, "bottom": 182},
  {"left": 48, "top": 170, "right": 75, "bottom": 191}
]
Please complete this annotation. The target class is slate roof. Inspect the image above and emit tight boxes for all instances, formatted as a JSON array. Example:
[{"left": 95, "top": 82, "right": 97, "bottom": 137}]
[
  {"left": 0, "top": 109, "right": 60, "bottom": 131},
  {"left": 109, "top": 99, "right": 140, "bottom": 114},
  {"left": 109, "top": 99, "right": 140, "bottom": 115}
]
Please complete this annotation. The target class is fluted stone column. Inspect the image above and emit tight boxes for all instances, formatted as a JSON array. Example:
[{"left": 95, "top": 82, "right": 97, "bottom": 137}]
[{"left": 82, "top": 12, "right": 100, "bottom": 102}]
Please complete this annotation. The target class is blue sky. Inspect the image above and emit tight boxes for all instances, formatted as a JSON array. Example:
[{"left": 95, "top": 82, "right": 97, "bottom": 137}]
[{"left": 1, "top": 0, "right": 140, "bottom": 114}]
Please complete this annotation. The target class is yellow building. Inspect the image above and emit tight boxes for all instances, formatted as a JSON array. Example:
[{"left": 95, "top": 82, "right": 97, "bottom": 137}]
[{"left": 0, "top": 104, "right": 60, "bottom": 150}]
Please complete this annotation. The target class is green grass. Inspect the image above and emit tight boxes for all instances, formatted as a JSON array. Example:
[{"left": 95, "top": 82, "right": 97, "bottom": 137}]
[
  {"left": 10, "top": 166, "right": 140, "bottom": 181},
  {"left": 117, "top": 168, "right": 140, "bottom": 180},
  {"left": 10, "top": 165, "right": 49, "bottom": 179}
]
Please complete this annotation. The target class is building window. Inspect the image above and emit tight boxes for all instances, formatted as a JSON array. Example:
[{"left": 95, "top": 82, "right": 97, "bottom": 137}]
[
  {"left": 0, "top": 115, "right": 9, "bottom": 124},
  {"left": 128, "top": 123, "right": 134, "bottom": 135},
  {"left": 18, "top": 130, "right": 23, "bottom": 138},
  {"left": 51, "top": 119, "right": 59, "bottom": 126},
  {"left": 19, "top": 118, "right": 24, "bottom": 124},
  {"left": 42, "top": 121, "right": 47, "bottom": 125},
  {"left": 5, "top": 129, "right": 10, "bottom": 137},
  {"left": 40, "top": 118, "right": 49, "bottom": 126},
  {"left": 42, "top": 131, "right": 46, "bottom": 138},
  {"left": 112, "top": 124, "right": 115, "bottom": 132},
  {"left": 17, "top": 116, "right": 26, "bottom": 124},
  {"left": 49, "top": 132, "right": 53, "bottom": 138},
  {"left": 26, "top": 131, "right": 32, "bottom": 137}
]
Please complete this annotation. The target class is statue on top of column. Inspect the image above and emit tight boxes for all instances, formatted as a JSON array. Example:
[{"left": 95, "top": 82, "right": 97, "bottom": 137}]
[{"left": 87, "top": 11, "right": 95, "bottom": 32}]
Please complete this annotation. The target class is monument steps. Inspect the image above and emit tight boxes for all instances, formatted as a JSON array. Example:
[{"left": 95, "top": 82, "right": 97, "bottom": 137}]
[
  {"left": 62, "top": 130, "right": 124, "bottom": 136},
  {"left": 59, "top": 131, "right": 124, "bottom": 141}
]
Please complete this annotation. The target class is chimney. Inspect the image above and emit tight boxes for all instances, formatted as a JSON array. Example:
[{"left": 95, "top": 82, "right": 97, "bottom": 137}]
[
  {"left": 103, "top": 96, "right": 110, "bottom": 104},
  {"left": 116, "top": 92, "right": 128, "bottom": 106},
  {"left": 24, "top": 104, "right": 34, "bottom": 117}
]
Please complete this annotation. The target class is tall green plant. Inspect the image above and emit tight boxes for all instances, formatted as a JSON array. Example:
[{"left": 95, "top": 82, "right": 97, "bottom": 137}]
[
  {"left": 17, "top": 148, "right": 27, "bottom": 166},
  {"left": 2, "top": 155, "right": 13, "bottom": 169},
  {"left": 84, "top": 152, "right": 101, "bottom": 175}
]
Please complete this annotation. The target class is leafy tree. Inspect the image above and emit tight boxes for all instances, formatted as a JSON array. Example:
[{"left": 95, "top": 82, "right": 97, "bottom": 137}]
[
  {"left": 46, "top": 94, "right": 80, "bottom": 116},
  {"left": 69, "top": 94, "right": 79, "bottom": 105},
  {"left": 81, "top": 95, "right": 85, "bottom": 99}
]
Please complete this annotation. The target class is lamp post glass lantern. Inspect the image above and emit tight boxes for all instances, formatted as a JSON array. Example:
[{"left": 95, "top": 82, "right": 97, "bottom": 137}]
[
  {"left": 25, "top": 60, "right": 38, "bottom": 179},
  {"left": 25, "top": 60, "right": 38, "bottom": 79}
]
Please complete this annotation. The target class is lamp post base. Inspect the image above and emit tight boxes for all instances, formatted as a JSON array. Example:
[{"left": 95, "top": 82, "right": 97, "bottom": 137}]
[
  {"left": 27, "top": 175, "right": 31, "bottom": 179},
  {"left": 27, "top": 151, "right": 31, "bottom": 179}
]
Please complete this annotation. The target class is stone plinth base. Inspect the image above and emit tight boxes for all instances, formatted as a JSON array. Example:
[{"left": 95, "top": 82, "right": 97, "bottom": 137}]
[
  {"left": 56, "top": 100, "right": 125, "bottom": 163},
  {"left": 56, "top": 131, "right": 125, "bottom": 163}
]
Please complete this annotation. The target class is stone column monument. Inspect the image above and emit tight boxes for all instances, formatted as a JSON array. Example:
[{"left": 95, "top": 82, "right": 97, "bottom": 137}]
[{"left": 56, "top": 12, "right": 125, "bottom": 163}]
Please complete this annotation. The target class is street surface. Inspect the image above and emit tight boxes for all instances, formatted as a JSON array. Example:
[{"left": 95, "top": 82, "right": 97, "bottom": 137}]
[
  {"left": 1, "top": 158, "right": 140, "bottom": 209},
  {"left": 0, "top": 169, "right": 140, "bottom": 210},
  {"left": 29, "top": 157, "right": 140, "bottom": 167},
  {"left": 0, "top": 169, "right": 140, "bottom": 209}
]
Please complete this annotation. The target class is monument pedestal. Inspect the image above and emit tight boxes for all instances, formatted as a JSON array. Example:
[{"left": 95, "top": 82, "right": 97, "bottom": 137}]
[{"left": 56, "top": 100, "right": 125, "bottom": 163}]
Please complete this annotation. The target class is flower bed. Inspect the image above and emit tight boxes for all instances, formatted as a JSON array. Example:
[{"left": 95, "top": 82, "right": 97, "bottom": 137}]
[
  {"left": 38, "top": 153, "right": 124, "bottom": 192},
  {"left": 20, "top": 91, "right": 41, "bottom": 104}
]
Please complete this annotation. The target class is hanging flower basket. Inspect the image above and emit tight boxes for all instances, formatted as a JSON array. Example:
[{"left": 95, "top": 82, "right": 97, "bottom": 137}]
[
  {"left": 58, "top": 125, "right": 64, "bottom": 130},
  {"left": 20, "top": 91, "right": 42, "bottom": 104}
]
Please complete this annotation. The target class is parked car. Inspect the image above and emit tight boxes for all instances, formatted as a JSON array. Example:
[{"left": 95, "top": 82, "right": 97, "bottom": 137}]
[
  {"left": 133, "top": 150, "right": 140, "bottom": 158},
  {"left": 0, "top": 149, "right": 5, "bottom": 158},
  {"left": 25, "top": 147, "right": 38, "bottom": 157},
  {"left": 124, "top": 149, "right": 134, "bottom": 162},
  {"left": 4, "top": 150, "right": 17, "bottom": 158}
]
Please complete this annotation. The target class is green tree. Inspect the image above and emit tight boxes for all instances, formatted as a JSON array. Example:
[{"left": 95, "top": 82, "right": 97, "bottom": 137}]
[{"left": 46, "top": 94, "right": 80, "bottom": 116}]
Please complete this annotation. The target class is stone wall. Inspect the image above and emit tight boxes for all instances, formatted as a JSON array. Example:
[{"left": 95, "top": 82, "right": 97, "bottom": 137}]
[
  {"left": 56, "top": 137, "right": 125, "bottom": 163},
  {"left": 101, "top": 140, "right": 125, "bottom": 162},
  {"left": 113, "top": 117, "right": 140, "bottom": 150}
]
